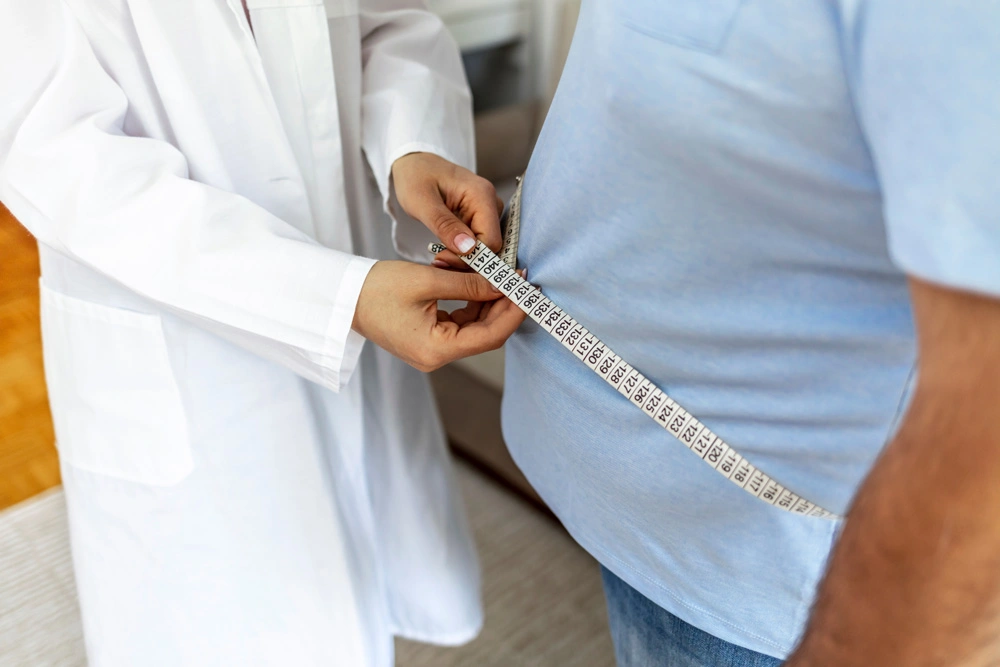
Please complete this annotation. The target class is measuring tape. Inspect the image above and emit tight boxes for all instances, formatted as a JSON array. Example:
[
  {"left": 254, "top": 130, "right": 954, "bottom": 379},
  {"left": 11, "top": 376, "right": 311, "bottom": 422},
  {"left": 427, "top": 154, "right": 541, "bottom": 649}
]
[{"left": 429, "top": 179, "right": 838, "bottom": 520}]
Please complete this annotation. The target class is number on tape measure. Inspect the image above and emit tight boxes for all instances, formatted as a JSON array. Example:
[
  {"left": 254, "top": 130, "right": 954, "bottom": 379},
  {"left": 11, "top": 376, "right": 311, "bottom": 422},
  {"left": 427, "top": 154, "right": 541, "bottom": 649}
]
[{"left": 442, "top": 197, "right": 838, "bottom": 519}]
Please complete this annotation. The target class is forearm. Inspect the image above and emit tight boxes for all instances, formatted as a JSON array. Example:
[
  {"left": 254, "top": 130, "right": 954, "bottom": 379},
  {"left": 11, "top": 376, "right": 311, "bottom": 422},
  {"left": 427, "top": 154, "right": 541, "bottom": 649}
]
[{"left": 789, "top": 284, "right": 1000, "bottom": 666}]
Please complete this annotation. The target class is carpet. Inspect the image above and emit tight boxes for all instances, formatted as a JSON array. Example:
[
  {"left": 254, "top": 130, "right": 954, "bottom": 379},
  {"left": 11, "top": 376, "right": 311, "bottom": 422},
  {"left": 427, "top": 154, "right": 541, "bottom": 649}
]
[{"left": 0, "top": 461, "right": 614, "bottom": 667}]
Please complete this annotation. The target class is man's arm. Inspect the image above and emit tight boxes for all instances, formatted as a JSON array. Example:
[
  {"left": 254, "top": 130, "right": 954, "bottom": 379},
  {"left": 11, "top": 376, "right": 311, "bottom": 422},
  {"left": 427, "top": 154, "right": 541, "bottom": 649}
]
[{"left": 788, "top": 278, "right": 1000, "bottom": 666}]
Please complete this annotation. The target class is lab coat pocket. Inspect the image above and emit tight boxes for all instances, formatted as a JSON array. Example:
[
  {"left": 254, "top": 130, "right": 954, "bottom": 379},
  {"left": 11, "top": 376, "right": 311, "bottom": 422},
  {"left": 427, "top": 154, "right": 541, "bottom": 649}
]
[
  {"left": 621, "top": 0, "right": 744, "bottom": 54},
  {"left": 39, "top": 284, "right": 193, "bottom": 486}
]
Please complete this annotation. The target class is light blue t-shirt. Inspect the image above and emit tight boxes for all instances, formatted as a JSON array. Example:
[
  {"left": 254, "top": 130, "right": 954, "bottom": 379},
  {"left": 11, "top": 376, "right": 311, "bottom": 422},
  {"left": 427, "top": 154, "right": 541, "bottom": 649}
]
[{"left": 502, "top": 0, "right": 1000, "bottom": 658}]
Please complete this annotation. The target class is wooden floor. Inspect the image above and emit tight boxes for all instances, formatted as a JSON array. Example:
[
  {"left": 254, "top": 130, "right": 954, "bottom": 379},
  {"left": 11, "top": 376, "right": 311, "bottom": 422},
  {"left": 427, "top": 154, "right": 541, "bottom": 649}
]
[{"left": 0, "top": 205, "right": 60, "bottom": 510}]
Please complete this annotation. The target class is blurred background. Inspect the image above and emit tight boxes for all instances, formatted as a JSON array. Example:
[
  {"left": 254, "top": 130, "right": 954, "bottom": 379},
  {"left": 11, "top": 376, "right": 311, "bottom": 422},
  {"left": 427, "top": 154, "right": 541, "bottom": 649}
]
[{"left": 0, "top": 2, "right": 620, "bottom": 665}]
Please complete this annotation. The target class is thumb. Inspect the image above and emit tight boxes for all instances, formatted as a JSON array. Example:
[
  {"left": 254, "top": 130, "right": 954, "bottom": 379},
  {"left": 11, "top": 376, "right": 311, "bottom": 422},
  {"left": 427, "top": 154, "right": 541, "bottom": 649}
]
[
  {"left": 418, "top": 199, "right": 479, "bottom": 256},
  {"left": 428, "top": 269, "right": 503, "bottom": 302},
  {"left": 404, "top": 186, "right": 476, "bottom": 255}
]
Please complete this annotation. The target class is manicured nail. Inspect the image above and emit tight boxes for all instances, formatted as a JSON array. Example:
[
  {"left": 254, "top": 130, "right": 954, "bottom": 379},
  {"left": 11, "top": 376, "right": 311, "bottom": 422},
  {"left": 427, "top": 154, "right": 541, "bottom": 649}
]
[
  {"left": 455, "top": 234, "right": 476, "bottom": 254},
  {"left": 432, "top": 259, "right": 449, "bottom": 268}
]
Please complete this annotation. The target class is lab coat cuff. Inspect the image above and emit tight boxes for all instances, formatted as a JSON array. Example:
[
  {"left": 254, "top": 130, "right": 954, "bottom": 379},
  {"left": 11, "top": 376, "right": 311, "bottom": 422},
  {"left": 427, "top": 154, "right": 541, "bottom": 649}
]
[
  {"left": 385, "top": 142, "right": 468, "bottom": 264},
  {"left": 322, "top": 255, "right": 378, "bottom": 390}
]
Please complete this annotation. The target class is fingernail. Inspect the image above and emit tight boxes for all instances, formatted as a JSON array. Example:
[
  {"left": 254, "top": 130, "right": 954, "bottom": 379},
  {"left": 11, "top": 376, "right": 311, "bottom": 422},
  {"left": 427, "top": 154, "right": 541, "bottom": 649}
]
[
  {"left": 455, "top": 234, "right": 476, "bottom": 254},
  {"left": 432, "top": 259, "right": 449, "bottom": 268}
]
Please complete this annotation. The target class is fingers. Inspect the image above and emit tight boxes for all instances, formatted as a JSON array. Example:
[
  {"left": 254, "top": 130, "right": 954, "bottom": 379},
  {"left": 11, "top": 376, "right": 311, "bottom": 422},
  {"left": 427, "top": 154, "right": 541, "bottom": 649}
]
[
  {"left": 422, "top": 197, "right": 480, "bottom": 256},
  {"left": 431, "top": 248, "right": 469, "bottom": 271},
  {"left": 450, "top": 300, "right": 487, "bottom": 326},
  {"left": 477, "top": 300, "right": 496, "bottom": 322},
  {"left": 392, "top": 152, "right": 504, "bottom": 256},
  {"left": 427, "top": 269, "right": 504, "bottom": 302},
  {"left": 431, "top": 235, "right": 512, "bottom": 271},
  {"left": 358, "top": 258, "right": 527, "bottom": 373},
  {"left": 406, "top": 173, "right": 498, "bottom": 256},
  {"left": 424, "top": 175, "right": 502, "bottom": 254},
  {"left": 464, "top": 179, "right": 503, "bottom": 253},
  {"left": 408, "top": 267, "right": 530, "bottom": 371},
  {"left": 436, "top": 297, "right": 528, "bottom": 359}
]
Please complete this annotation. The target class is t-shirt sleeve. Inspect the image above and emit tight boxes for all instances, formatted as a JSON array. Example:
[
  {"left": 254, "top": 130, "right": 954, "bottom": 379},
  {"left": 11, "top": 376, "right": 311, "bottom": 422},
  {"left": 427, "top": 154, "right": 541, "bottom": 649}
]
[{"left": 846, "top": 0, "right": 1000, "bottom": 296}]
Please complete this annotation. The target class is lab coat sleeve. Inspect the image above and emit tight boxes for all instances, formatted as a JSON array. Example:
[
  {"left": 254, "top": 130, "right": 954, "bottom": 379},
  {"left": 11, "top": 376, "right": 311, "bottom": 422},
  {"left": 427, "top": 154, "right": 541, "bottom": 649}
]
[
  {"left": 359, "top": 0, "right": 477, "bottom": 263},
  {"left": 0, "top": 1, "right": 373, "bottom": 392}
]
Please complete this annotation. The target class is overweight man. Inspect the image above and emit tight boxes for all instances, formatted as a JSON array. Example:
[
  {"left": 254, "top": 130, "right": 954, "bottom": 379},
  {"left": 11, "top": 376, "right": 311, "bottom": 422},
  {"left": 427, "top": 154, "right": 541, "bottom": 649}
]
[{"left": 497, "top": 1, "right": 1000, "bottom": 665}]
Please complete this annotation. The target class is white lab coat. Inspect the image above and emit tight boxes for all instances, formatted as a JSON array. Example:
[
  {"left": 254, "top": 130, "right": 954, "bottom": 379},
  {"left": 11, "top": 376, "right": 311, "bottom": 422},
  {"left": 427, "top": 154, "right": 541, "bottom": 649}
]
[{"left": 0, "top": 1, "right": 481, "bottom": 665}]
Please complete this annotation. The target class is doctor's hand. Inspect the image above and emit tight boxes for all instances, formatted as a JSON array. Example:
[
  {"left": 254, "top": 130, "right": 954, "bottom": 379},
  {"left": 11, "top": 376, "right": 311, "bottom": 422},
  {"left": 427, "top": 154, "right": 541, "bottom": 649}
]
[
  {"left": 352, "top": 261, "right": 526, "bottom": 372},
  {"left": 392, "top": 152, "right": 503, "bottom": 268}
]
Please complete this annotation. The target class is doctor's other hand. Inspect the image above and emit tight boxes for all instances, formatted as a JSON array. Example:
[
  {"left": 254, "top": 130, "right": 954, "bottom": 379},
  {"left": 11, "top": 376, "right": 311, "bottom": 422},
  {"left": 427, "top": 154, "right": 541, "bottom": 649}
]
[
  {"left": 352, "top": 261, "right": 526, "bottom": 372},
  {"left": 391, "top": 152, "right": 503, "bottom": 267}
]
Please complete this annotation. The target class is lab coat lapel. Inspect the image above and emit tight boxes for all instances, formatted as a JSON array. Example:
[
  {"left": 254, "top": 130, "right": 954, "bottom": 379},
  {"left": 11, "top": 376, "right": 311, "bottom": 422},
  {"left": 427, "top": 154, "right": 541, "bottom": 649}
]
[
  {"left": 125, "top": 0, "right": 315, "bottom": 233},
  {"left": 224, "top": 0, "right": 255, "bottom": 42},
  {"left": 245, "top": 0, "right": 355, "bottom": 253}
]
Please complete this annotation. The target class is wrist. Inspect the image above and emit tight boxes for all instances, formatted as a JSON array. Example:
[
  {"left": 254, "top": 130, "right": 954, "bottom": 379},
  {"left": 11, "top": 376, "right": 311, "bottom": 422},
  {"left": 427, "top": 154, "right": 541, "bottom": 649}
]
[
  {"left": 351, "top": 260, "right": 383, "bottom": 338},
  {"left": 391, "top": 151, "right": 432, "bottom": 183}
]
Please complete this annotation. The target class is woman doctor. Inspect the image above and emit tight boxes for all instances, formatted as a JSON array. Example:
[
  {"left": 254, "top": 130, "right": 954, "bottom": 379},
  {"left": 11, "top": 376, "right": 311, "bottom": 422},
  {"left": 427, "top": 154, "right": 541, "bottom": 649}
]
[{"left": 0, "top": 1, "right": 523, "bottom": 665}]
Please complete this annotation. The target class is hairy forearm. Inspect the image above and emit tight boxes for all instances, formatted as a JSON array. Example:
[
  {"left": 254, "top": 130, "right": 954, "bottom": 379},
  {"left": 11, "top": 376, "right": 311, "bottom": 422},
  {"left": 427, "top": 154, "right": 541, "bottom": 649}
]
[{"left": 789, "top": 282, "right": 1000, "bottom": 666}]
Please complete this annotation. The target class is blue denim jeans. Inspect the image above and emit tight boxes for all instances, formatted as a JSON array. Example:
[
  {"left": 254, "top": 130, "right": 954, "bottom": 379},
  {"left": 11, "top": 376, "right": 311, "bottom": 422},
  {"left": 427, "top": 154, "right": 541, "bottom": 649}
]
[{"left": 601, "top": 567, "right": 783, "bottom": 667}]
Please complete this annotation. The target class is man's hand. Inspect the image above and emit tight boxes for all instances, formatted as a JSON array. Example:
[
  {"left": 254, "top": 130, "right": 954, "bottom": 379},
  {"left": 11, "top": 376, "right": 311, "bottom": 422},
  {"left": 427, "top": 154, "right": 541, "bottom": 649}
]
[
  {"left": 352, "top": 260, "right": 526, "bottom": 372},
  {"left": 391, "top": 152, "right": 504, "bottom": 268},
  {"left": 787, "top": 278, "right": 1000, "bottom": 667}
]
